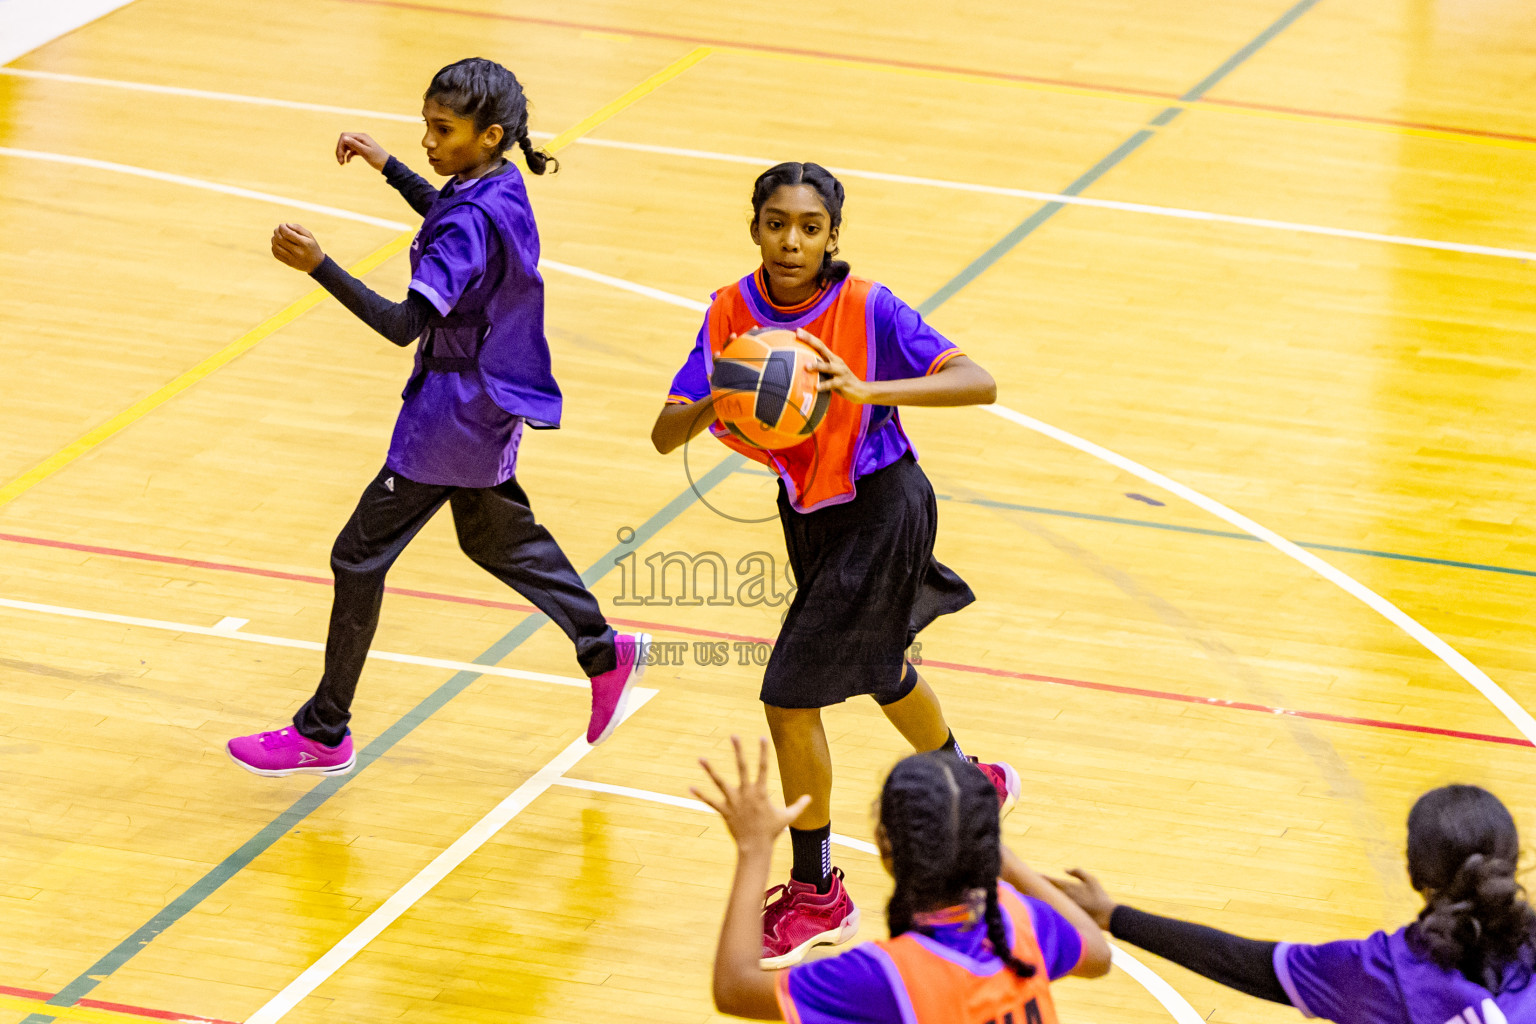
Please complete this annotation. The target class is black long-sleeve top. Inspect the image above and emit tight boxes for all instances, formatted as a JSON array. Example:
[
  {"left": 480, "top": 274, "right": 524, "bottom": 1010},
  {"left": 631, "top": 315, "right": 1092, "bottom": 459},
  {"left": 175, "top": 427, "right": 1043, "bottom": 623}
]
[
  {"left": 1110, "top": 905, "right": 1290, "bottom": 1005},
  {"left": 304, "top": 156, "right": 446, "bottom": 345}
]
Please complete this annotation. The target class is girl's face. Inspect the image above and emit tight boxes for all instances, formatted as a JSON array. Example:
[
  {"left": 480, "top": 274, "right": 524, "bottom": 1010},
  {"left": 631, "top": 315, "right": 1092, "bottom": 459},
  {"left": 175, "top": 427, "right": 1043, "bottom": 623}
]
[
  {"left": 751, "top": 184, "right": 838, "bottom": 304},
  {"left": 420, "top": 98, "right": 503, "bottom": 177}
]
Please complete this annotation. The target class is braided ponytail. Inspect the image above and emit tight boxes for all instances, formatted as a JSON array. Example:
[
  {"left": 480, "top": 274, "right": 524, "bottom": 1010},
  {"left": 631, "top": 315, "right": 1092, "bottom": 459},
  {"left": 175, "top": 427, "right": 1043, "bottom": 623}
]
[
  {"left": 879, "top": 752, "right": 1034, "bottom": 978},
  {"left": 1405, "top": 785, "right": 1536, "bottom": 993},
  {"left": 517, "top": 133, "right": 558, "bottom": 175},
  {"left": 425, "top": 57, "right": 558, "bottom": 174}
]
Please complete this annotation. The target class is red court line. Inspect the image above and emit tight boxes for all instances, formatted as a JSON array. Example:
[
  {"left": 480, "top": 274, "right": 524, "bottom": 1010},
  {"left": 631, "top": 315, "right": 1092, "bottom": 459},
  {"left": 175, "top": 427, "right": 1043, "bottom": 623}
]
[
  {"left": 0, "top": 984, "right": 238, "bottom": 1024},
  {"left": 921, "top": 660, "right": 1533, "bottom": 749},
  {"left": 332, "top": 0, "right": 1536, "bottom": 149},
  {"left": 1, "top": 530, "right": 1527, "bottom": 749}
]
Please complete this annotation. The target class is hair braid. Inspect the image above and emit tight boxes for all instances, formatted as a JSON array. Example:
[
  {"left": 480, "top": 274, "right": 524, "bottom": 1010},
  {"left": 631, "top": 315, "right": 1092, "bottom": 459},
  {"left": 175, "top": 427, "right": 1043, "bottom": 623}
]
[
  {"left": 879, "top": 752, "right": 1034, "bottom": 978},
  {"left": 425, "top": 57, "right": 558, "bottom": 174},
  {"left": 1405, "top": 785, "right": 1536, "bottom": 993}
]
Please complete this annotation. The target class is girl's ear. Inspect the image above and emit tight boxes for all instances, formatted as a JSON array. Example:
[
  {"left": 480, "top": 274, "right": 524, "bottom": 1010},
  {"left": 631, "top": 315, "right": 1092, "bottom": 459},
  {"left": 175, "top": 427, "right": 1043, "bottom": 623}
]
[
  {"left": 482, "top": 123, "right": 505, "bottom": 151},
  {"left": 749, "top": 216, "right": 761, "bottom": 245}
]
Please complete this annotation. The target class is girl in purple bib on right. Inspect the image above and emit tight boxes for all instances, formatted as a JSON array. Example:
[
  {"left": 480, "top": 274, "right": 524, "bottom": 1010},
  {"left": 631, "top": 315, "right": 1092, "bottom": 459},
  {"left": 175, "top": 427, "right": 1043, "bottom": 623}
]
[{"left": 1056, "top": 784, "right": 1534, "bottom": 1024}]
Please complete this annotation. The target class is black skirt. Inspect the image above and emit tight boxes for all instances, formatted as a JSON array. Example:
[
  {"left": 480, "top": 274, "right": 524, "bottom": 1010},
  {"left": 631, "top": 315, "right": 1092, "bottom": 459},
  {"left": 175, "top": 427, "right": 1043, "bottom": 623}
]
[{"left": 761, "top": 452, "right": 975, "bottom": 708}]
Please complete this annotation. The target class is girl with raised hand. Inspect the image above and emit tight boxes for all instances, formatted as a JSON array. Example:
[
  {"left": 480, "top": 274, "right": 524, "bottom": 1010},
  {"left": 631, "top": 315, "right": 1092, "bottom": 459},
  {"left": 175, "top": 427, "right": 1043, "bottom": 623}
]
[
  {"left": 694, "top": 739, "right": 1112, "bottom": 1022},
  {"left": 1054, "top": 784, "right": 1535, "bottom": 1024},
  {"left": 230, "top": 58, "right": 647, "bottom": 777}
]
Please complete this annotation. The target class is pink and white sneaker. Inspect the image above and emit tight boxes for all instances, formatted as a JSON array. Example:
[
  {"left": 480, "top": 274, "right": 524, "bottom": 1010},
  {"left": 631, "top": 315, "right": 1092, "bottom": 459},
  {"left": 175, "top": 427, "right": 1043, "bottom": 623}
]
[
  {"left": 227, "top": 727, "right": 355, "bottom": 777},
  {"left": 971, "top": 757, "right": 1021, "bottom": 818},
  {"left": 586, "top": 632, "right": 650, "bottom": 745},
  {"left": 760, "top": 867, "right": 861, "bottom": 968}
]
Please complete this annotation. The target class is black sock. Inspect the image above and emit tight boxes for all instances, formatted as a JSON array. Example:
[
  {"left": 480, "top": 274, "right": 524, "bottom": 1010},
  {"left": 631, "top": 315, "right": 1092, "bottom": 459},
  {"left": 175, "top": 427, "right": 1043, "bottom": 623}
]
[
  {"left": 790, "top": 824, "right": 832, "bottom": 893},
  {"left": 940, "top": 730, "right": 966, "bottom": 762}
]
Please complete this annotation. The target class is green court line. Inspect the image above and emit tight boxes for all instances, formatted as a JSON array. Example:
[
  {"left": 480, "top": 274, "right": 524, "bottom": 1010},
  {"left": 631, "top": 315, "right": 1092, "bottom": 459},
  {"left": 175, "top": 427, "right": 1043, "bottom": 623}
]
[
  {"left": 933, "top": 493, "right": 1536, "bottom": 579},
  {"left": 23, "top": 453, "right": 747, "bottom": 1023},
  {"left": 731, "top": 464, "right": 1536, "bottom": 580},
  {"left": 918, "top": 0, "right": 1322, "bottom": 318}
]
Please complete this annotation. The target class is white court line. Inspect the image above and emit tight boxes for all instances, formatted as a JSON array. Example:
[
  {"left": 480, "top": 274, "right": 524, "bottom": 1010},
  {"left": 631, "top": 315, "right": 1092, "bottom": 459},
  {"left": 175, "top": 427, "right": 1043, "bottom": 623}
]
[
  {"left": 211, "top": 616, "right": 248, "bottom": 632},
  {"left": 5, "top": 106, "right": 1525, "bottom": 1021},
  {"left": 0, "top": 595, "right": 590, "bottom": 689},
  {"left": 548, "top": 776, "right": 1203, "bottom": 1024},
  {"left": 980, "top": 405, "right": 1536, "bottom": 748},
  {"left": 242, "top": 689, "right": 658, "bottom": 1024},
  {"left": 3, "top": 68, "right": 1535, "bottom": 263},
  {"left": 2, "top": 141, "right": 1526, "bottom": 737},
  {"left": 550, "top": 776, "right": 880, "bottom": 854},
  {"left": 0, "top": 148, "right": 714, "bottom": 305},
  {"left": 2, "top": 142, "right": 1527, "bottom": 741},
  {"left": 0, "top": 147, "right": 413, "bottom": 230}
]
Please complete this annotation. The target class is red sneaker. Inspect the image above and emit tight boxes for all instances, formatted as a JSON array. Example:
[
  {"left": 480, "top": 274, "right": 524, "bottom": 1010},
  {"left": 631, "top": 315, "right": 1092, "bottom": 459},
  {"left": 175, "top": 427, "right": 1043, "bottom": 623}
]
[
  {"left": 760, "top": 867, "right": 860, "bottom": 968},
  {"left": 971, "top": 757, "right": 1020, "bottom": 818}
]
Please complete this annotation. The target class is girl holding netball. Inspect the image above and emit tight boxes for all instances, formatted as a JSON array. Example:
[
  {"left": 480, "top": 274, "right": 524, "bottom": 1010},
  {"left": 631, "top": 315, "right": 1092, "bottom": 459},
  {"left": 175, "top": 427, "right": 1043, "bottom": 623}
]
[
  {"left": 229, "top": 58, "right": 646, "bottom": 777},
  {"left": 1055, "top": 784, "right": 1535, "bottom": 1023},
  {"left": 694, "top": 739, "right": 1111, "bottom": 1021},
  {"left": 653, "top": 162, "right": 1018, "bottom": 964}
]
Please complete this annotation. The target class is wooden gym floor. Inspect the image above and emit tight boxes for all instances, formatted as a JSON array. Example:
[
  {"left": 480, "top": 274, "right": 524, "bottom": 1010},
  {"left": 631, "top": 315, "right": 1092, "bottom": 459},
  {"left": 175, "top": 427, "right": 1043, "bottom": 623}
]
[{"left": 2, "top": 1, "right": 1534, "bottom": 1023}]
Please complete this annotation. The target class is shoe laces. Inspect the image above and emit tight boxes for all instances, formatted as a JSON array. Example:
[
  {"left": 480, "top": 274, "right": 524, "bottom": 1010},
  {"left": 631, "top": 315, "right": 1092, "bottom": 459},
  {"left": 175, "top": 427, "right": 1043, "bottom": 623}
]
[{"left": 259, "top": 728, "right": 291, "bottom": 749}]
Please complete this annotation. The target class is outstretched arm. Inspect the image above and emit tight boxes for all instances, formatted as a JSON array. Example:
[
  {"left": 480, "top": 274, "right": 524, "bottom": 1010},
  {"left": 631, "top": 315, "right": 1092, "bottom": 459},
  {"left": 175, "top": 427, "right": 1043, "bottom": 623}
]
[
  {"left": 999, "top": 847, "right": 1112, "bottom": 977},
  {"left": 693, "top": 737, "right": 809, "bottom": 1021},
  {"left": 271, "top": 224, "right": 433, "bottom": 346},
  {"left": 336, "top": 132, "right": 438, "bottom": 217},
  {"left": 1051, "top": 869, "right": 1289, "bottom": 1004}
]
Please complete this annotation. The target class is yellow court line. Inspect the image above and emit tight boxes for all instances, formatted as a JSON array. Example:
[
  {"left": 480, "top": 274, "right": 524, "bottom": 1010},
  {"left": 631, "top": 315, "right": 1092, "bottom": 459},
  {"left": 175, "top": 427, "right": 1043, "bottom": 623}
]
[
  {"left": 544, "top": 45, "right": 713, "bottom": 153},
  {"left": 0, "top": 231, "right": 411, "bottom": 512},
  {"left": 0, "top": 994, "right": 185, "bottom": 1024},
  {"left": 0, "top": 46, "right": 716, "bottom": 514}
]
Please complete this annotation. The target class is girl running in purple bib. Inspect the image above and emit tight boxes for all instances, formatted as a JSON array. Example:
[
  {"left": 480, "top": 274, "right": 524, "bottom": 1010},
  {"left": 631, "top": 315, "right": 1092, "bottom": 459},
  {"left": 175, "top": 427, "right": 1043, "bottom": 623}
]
[
  {"left": 229, "top": 58, "right": 646, "bottom": 777},
  {"left": 1056, "top": 784, "right": 1535, "bottom": 1024}
]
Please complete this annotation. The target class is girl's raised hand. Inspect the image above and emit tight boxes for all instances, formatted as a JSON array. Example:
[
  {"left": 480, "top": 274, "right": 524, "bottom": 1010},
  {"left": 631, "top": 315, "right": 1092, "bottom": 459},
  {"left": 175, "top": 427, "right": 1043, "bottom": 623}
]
[
  {"left": 1046, "top": 868, "right": 1118, "bottom": 930},
  {"left": 271, "top": 223, "right": 325, "bottom": 273},
  {"left": 692, "top": 737, "right": 810, "bottom": 855},
  {"left": 797, "top": 327, "right": 871, "bottom": 404},
  {"left": 336, "top": 132, "right": 389, "bottom": 171}
]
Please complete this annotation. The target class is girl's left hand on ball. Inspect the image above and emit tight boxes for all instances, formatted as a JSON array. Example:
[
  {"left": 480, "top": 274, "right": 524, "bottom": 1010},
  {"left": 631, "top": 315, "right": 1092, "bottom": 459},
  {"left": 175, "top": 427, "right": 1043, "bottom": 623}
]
[
  {"left": 271, "top": 223, "right": 324, "bottom": 273},
  {"left": 797, "top": 328, "right": 871, "bottom": 403}
]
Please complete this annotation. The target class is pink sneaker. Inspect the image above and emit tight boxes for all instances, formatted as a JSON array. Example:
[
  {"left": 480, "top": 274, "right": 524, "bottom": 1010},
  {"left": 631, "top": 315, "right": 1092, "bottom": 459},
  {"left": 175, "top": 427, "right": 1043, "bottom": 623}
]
[
  {"left": 971, "top": 757, "right": 1020, "bottom": 818},
  {"left": 760, "top": 867, "right": 861, "bottom": 968},
  {"left": 586, "top": 633, "right": 650, "bottom": 745},
  {"left": 227, "top": 727, "right": 355, "bottom": 777}
]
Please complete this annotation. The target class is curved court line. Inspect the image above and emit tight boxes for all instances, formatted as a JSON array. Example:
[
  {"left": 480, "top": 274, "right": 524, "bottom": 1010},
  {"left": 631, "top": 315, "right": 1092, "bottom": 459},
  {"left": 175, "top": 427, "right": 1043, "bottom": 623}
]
[
  {"left": 547, "top": 776, "right": 1205, "bottom": 1024},
  {"left": 982, "top": 404, "right": 1536, "bottom": 747},
  {"left": 4, "top": 141, "right": 1526, "bottom": 744},
  {"left": 6, "top": 75, "right": 1536, "bottom": 264}
]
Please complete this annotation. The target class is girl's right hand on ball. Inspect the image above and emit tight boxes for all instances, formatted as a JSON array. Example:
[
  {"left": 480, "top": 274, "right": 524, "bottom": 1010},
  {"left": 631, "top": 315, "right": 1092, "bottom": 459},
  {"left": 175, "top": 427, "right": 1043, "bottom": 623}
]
[{"left": 336, "top": 132, "right": 389, "bottom": 171}]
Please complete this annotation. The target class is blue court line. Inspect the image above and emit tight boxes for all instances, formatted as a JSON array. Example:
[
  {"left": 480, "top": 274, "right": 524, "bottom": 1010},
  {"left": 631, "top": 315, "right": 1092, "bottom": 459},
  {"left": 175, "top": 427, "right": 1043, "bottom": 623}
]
[
  {"left": 23, "top": 453, "right": 746, "bottom": 1023},
  {"left": 730, "top": 464, "right": 1535, "bottom": 580},
  {"left": 917, "top": 0, "right": 1322, "bottom": 318},
  {"left": 933, "top": 493, "right": 1536, "bottom": 579}
]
